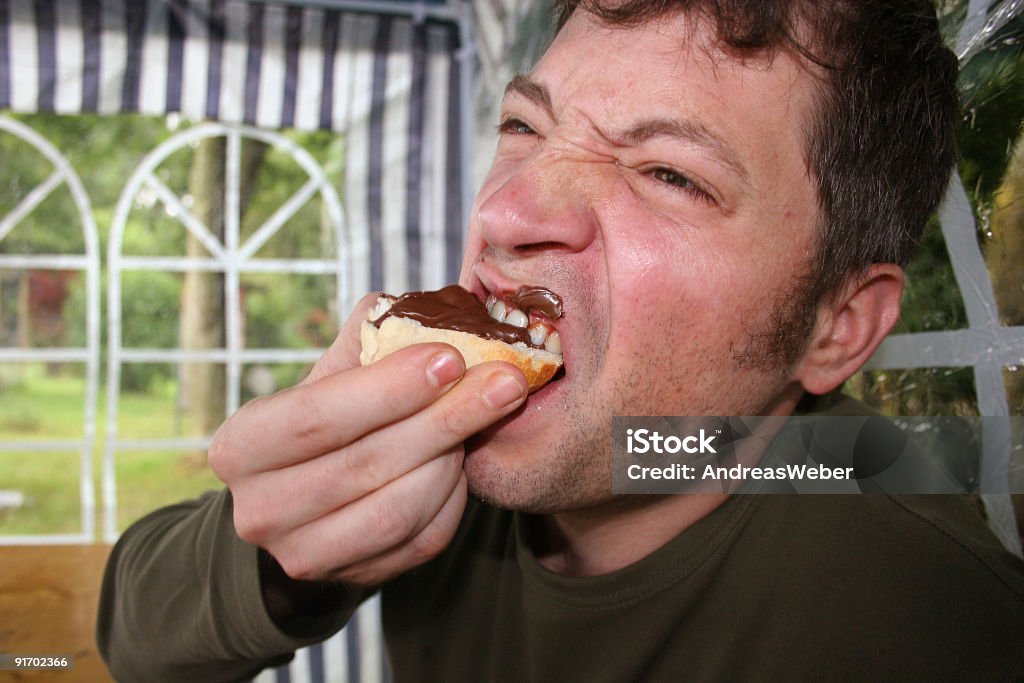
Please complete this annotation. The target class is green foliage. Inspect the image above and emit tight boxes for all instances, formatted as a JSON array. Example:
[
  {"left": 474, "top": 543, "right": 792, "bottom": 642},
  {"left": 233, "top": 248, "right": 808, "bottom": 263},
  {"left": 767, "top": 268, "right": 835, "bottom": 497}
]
[
  {"left": 240, "top": 131, "right": 344, "bottom": 260},
  {"left": 0, "top": 141, "right": 82, "bottom": 254},
  {"left": 118, "top": 271, "right": 182, "bottom": 392},
  {"left": 898, "top": 216, "right": 968, "bottom": 334},
  {"left": 0, "top": 115, "right": 348, "bottom": 532},
  {"left": 959, "top": 46, "right": 1024, "bottom": 219},
  {"left": 242, "top": 275, "right": 299, "bottom": 348},
  {"left": 0, "top": 113, "right": 171, "bottom": 252},
  {"left": 242, "top": 272, "right": 337, "bottom": 349},
  {"left": 63, "top": 269, "right": 181, "bottom": 392}
]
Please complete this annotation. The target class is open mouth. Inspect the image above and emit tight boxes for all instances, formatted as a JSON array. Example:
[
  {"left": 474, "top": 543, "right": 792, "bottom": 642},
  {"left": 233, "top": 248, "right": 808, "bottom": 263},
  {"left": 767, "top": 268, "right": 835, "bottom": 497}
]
[
  {"left": 483, "top": 292, "right": 561, "bottom": 354},
  {"left": 478, "top": 284, "right": 568, "bottom": 393}
]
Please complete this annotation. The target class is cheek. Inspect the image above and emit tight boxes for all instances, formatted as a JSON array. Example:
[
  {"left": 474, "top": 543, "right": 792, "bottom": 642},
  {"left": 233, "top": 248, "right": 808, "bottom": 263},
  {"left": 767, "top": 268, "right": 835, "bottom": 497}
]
[
  {"left": 598, "top": 226, "right": 782, "bottom": 412},
  {"left": 603, "top": 219, "right": 734, "bottom": 342}
]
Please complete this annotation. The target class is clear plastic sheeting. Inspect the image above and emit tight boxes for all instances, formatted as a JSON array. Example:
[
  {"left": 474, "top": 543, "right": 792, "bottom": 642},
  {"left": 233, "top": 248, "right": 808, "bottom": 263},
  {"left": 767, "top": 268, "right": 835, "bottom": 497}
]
[
  {"left": 862, "top": 0, "right": 1024, "bottom": 554},
  {"left": 955, "top": 0, "right": 1024, "bottom": 62}
]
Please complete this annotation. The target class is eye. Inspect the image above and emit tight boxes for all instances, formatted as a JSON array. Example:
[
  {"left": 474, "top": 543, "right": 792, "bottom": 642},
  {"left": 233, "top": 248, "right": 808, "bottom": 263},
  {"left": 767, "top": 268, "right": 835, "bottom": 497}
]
[
  {"left": 497, "top": 117, "right": 536, "bottom": 136},
  {"left": 650, "top": 167, "right": 715, "bottom": 204}
]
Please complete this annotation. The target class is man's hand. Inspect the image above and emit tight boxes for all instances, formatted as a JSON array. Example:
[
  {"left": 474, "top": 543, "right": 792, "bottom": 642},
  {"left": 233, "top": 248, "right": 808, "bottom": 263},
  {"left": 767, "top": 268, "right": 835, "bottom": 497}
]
[{"left": 208, "top": 294, "right": 528, "bottom": 588}]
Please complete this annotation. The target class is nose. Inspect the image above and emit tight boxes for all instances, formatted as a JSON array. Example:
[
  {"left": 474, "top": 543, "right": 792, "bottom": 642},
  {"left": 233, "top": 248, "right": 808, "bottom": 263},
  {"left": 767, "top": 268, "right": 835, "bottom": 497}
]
[{"left": 473, "top": 152, "right": 599, "bottom": 255}]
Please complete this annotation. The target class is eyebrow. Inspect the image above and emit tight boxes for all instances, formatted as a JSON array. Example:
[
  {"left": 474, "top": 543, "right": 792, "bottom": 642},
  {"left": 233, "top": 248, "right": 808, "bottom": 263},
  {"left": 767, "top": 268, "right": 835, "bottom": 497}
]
[
  {"left": 504, "top": 73, "right": 554, "bottom": 117},
  {"left": 618, "top": 119, "right": 751, "bottom": 186}
]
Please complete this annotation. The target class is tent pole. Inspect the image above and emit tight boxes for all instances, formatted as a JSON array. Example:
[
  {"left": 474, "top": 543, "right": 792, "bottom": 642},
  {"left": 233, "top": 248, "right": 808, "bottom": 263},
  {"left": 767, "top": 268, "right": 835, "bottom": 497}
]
[
  {"left": 455, "top": 0, "right": 476, "bottom": 236},
  {"left": 245, "top": 0, "right": 461, "bottom": 22}
]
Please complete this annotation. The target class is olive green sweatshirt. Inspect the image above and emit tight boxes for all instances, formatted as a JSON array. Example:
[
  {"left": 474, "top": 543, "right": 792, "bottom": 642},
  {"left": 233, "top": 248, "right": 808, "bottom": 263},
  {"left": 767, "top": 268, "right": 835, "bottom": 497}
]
[
  {"left": 98, "top": 488, "right": 1024, "bottom": 681},
  {"left": 97, "top": 398, "right": 1024, "bottom": 681}
]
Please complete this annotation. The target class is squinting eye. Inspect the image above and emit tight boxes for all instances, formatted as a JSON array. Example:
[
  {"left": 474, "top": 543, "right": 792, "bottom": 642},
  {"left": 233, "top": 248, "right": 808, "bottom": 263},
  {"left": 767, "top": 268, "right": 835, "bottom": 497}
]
[
  {"left": 497, "top": 118, "right": 536, "bottom": 136},
  {"left": 652, "top": 168, "right": 693, "bottom": 189},
  {"left": 651, "top": 167, "right": 714, "bottom": 203}
]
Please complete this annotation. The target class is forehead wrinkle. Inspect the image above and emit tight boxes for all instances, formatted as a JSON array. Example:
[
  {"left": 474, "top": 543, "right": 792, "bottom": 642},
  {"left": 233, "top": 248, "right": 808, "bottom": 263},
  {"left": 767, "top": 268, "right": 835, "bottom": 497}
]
[
  {"left": 614, "top": 118, "right": 751, "bottom": 187},
  {"left": 503, "top": 73, "right": 621, "bottom": 156}
]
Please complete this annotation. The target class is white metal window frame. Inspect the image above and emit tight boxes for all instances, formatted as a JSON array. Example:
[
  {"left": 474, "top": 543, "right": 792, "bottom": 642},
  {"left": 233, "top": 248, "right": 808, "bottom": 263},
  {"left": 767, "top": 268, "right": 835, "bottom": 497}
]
[
  {"left": 103, "top": 121, "right": 349, "bottom": 542},
  {"left": 0, "top": 113, "right": 101, "bottom": 545}
]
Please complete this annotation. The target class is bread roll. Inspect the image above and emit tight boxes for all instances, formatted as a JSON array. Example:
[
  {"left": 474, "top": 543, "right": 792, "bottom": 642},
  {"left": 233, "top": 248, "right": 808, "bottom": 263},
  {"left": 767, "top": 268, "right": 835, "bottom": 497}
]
[{"left": 359, "top": 294, "right": 563, "bottom": 392}]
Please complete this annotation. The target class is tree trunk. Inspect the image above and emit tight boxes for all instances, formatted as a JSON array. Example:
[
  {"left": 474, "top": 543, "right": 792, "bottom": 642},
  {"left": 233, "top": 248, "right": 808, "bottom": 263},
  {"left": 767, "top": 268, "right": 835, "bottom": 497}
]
[
  {"left": 179, "top": 136, "right": 267, "bottom": 450},
  {"left": 181, "top": 138, "right": 227, "bottom": 443}
]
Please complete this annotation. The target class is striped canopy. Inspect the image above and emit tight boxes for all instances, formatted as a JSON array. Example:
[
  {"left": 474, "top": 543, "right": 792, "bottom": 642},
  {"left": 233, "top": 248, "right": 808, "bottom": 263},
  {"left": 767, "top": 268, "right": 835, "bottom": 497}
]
[
  {"left": 0, "top": 0, "right": 470, "bottom": 291},
  {"left": 0, "top": 0, "right": 460, "bottom": 129}
]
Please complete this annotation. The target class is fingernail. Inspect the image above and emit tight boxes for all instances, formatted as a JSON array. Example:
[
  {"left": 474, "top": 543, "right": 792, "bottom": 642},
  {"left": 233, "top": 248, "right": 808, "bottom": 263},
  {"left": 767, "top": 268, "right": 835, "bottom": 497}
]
[
  {"left": 482, "top": 371, "right": 526, "bottom": 410},
  {"left": 426, "top": 351, "right": 464, "bottom": 388}
]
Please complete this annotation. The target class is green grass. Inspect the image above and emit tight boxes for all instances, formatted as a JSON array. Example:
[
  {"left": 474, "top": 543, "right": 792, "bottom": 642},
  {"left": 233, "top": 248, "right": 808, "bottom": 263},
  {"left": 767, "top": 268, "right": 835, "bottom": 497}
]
[
  {"left": 0, "top": 364, "right": 222, "bottom": 537},
  {"left": 0, "top": 450, "right": 81, "bottom": 535},
  {"left": 0, "top": 366, "right": 86, "bottom": 438}
]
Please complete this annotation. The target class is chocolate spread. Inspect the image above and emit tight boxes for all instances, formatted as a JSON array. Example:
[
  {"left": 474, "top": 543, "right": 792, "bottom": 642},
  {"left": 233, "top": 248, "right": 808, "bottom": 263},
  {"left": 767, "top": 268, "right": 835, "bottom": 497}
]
[
  {"left": 372, "top": 284, "right": 562, "bottom": 349},
  {"left": 507, "top": 286, "right": 563, "bottom": 320}
]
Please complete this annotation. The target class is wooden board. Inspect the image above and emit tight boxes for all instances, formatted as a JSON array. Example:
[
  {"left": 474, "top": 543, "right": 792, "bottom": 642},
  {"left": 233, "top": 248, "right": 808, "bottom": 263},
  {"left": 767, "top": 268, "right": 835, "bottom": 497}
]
[{"left": 0, "top": 545, "right": 113, "bottom": 682}]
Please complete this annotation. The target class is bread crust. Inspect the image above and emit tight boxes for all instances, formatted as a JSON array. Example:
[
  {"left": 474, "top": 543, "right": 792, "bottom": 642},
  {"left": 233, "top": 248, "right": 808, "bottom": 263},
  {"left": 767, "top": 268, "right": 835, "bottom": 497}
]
[{"left": 360, "top": 315, "right": 562, "bottom": 392}]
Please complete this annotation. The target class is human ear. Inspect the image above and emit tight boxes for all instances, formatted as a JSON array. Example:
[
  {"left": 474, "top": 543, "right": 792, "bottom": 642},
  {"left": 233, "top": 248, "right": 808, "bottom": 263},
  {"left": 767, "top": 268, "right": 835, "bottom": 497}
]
[{"left": 793, "top": 264, "right": 905, "bottom": 395}]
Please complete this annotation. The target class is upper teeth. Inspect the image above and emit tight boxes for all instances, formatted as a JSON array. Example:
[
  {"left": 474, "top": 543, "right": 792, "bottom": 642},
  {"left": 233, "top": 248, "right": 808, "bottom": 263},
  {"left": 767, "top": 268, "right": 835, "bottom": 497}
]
[
  {"left": 487, "top": 297, "right": 508, "bottom": 322},
  {"left": 504, "top": 308, "right": 528, "bottom": 328},
  {"left": 486, "top": 294, "right": 561, "bottom": 354}
]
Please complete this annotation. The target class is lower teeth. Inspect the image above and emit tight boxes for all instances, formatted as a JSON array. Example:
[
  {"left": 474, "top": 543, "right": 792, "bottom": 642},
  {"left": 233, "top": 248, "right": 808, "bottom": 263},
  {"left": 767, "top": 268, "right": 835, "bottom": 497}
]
[{"left": 544, "top": 331, "right": 561, "bottom": 354}]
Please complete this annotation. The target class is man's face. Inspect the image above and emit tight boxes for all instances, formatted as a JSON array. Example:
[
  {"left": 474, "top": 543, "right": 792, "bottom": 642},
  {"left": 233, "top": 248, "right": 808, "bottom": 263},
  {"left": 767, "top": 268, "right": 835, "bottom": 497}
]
[{"left": 458, "top": 10, "right": 821, "bottom": 512}]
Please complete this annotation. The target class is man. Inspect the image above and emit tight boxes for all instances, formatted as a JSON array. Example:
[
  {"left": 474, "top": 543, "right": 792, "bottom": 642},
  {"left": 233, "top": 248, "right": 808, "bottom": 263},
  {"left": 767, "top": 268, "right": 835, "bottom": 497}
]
[{"left": 98, "top": 1, "right": 1024, "bottom": 680}]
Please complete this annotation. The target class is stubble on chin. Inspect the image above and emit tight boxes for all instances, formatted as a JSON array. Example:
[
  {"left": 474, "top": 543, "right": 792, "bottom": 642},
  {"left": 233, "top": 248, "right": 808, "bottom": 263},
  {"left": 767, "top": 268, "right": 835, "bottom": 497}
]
[{"left": 463, "top": 402, "right": 611, "bottom": 514}]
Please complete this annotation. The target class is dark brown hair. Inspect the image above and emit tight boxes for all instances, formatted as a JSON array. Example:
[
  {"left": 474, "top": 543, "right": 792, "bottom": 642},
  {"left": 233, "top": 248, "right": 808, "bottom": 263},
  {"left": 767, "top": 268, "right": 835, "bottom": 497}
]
[{"left": 554, "top": 0, "right": 960, "bottom": 306}]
